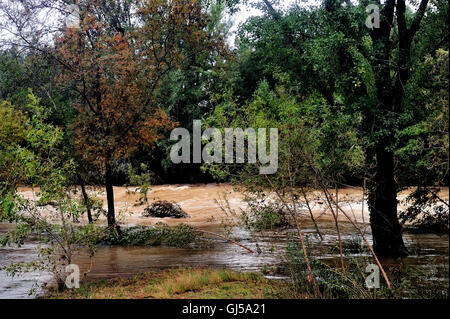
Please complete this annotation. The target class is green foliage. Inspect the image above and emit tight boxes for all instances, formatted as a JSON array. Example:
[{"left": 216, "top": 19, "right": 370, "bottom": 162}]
[
  {"left": 397, "top": 49, "right": 449, "bottom": 186},
  {"left": 126, "top": 163, "right": 152, "bottom": 206},
  {"left": 0, "top": 91, "right": 65, "bottom": 194},
  {"left": 240, "top": 195, "right": 290, "bottom": 231},
  {"left": 287, "top": 239, "right": 449, "bottom": 299},
  {"left": 287, "top": 239, "right": 372, "bottom": 298},
  {"left": 206, "top": 79, "right": 364, "bottom": 189},
  {"left": 0, "top": 93, "right": 105, "bottom": 291},
  {"left": 101, "top": 223, "right": 197, "bottom": 248},
  {"left": 132, "top": 1, "right": 232, "bottom": 182},
  {"left": 399, "top": 187, "right": 449, "bottom": 234},
  {"left": 0, "top": 49, "right": 74, "bottom": 127}
]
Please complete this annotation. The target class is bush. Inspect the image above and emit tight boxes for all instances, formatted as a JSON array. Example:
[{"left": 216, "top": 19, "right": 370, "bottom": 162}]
[
  {"left": 101, "top": 223, "right": 197, "bottom": 247},
  {"left": 399, "top": 187, "right": 449, "bottom": 234},
  {"left": 287, "top": 240, "right": 370, "bottom": 298},
  {"left": 241, "top": 196, "right": 290, "bottom": 231},
  {"left": 286, "top": 239, "right": 449, "bottom": 299}
]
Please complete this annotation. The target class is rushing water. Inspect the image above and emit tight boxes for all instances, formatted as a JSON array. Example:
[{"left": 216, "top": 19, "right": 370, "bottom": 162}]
[{"left": 0, "top": 184, "right": 448, "bottom": 298}]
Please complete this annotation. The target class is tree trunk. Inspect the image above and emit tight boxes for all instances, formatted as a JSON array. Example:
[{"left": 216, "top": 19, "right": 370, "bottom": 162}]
[
  {"left": 105, "top": 163, "right": 116, "bottom": 228},
  {"left": 80, "top": 178, "right": 93, "bottom": 224},
  {"left": 364, "top": 0, "right": 413, "bottom": 259},
  {"left": 368, "top": 143, "right": 407, "bottom": 258}
]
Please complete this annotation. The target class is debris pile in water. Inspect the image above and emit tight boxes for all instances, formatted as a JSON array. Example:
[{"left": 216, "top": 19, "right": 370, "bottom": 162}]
[{"left": 143, "top": 200, "right": 190, "bottom": 218}]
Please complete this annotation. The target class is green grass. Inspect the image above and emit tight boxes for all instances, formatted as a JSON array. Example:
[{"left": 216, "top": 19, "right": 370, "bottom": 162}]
[{"left": 45, "top": 267, "right": 290, "bottom": 299}]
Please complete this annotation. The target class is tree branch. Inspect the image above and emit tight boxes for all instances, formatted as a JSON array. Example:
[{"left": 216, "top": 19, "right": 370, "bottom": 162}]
[{"left": 409, "top": 0, "right": 429, "bottom": 40}]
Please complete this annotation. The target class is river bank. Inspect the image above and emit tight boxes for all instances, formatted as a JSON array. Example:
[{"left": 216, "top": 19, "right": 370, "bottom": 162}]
[{"left": 44, "top": 267, "right": 290, "bottom": 299}]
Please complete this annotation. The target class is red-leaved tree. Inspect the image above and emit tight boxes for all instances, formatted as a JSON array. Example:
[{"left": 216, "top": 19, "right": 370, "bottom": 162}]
[{"left": 54, "top": 0, "right": 215, "bottom": 229}]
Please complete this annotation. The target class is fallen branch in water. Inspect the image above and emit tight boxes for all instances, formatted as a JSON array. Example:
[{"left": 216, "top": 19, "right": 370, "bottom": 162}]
[
  {"left": 300, "top": 187, "right": 324, "bottom": 241},
  {"left": 195, "top": 230, "right": 255, "bottom": 253},
  {"left": 324, "top": 190, "right": 392, "bottom": 289},
  {"left": 264, "top": 174, "right": 321, "bottom": 298}
]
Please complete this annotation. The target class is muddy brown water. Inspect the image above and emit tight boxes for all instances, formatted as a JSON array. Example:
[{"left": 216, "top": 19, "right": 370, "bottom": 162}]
[{"left": 0, "top": 184, "right": 448, "bottom": 298}]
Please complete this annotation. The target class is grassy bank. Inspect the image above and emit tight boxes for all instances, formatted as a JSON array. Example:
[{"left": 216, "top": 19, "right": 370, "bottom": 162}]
[{"left": 46, "top": 268, "right": 290, "bottom": 299}]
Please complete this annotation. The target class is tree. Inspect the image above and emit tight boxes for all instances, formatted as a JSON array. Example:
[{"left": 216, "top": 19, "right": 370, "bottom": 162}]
[
  {"left": 0, "top": 92, "right": 103, "bottom": 291},
  {"left": 241, "top": 0, "right": 447, "bottom": 257},
  {"left": 138, "top": 1, "right": 232, "bottom": 183},
  {"left": 1, "top": 0, "right": 218, "bottom": 230},
  {"left": 62, "top": 0, "right": 216, "bottom": 229},
  {"left": 363, "top": 0, "right": 432, "bottom": 257}
]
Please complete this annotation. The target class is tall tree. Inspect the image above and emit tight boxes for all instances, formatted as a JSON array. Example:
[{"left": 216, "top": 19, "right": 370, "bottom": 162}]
[
  {"left": 246, "top": 0, "right": 446, "bottom": 257},
  {"left": 1, "top": 0, "right": 217, "bottom": 229},
  {"left": 55, "top": 0, "right": 214, "bottom": 229},
  {"left": 364, "top": 0, "right": 430, "bottom": 257}
]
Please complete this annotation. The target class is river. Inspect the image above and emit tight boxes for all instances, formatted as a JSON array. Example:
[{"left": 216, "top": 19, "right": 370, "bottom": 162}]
[{"left": 0, "top": 184, "right": 448, "bottom": 298}]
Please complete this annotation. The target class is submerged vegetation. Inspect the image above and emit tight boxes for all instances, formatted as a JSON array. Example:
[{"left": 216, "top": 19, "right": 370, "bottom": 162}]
[
  {"left": 400, "top": 187, "right": 449, "bottom": 234},
  {"left": 101, "top": 224, "right": 198, "bottom": 248},
  {"left": 240, "top": 196, "right": 291, "bottom": 231},
  {"left": 286, "top": 240, "right": 449, "bottom": 299}
]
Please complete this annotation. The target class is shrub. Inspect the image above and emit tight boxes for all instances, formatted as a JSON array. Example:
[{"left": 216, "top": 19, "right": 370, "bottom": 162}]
[
  {"left": 101, "top": 223, "right": 197, "bottom": 247},
  {"left": 399, "top": 187, "right": 449, "bottom": 234},
  {"left": 241, "top": 196, "right": 290, "bottom": 231}
]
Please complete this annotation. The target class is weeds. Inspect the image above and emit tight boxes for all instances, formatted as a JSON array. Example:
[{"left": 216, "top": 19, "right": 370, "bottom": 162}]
[
  {"left": 46, "top": 268, "right": 287, "bottom": 299},
  {"left": 241, "top": 196, "right": 290, "bottom": 231},
  {"left": 400, "top": 187, "right": 449, "bottom": 234},
  {"left": 286, "top": 239, "right": 449, "bottom": 299},
  {"left": 101, "top": 223, "right": 197, "bottom": 247}
]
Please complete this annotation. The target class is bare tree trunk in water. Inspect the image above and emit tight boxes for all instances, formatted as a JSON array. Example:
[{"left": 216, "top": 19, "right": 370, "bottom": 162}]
[
  {"left": 79, "top": 177, "right": 93, "bottom": 224},
  {"left": 368, "top": 144, "right": 407, "bottom": 258},
  {"left": 105, "top": 162, "right": 119, "bottom": 234}
]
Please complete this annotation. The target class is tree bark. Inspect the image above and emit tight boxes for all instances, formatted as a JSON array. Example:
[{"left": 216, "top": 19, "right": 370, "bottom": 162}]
[
  {"left": 364, "top": 0, "right": 429, "bottom": 258},
  {"left": 79, "top": 177, "right": 93, "bottom": 224},
  {"left": 368, "top": 144, "right": 407, "bottom": 258},
  {"left": 105, "top": 162, "right": 116, "bottom": 228}
]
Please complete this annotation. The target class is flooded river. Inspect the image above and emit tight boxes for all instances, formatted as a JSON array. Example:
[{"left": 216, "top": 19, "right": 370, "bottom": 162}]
[{"left": 0, "top": 184, "right": 448, "bottom": 298}]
